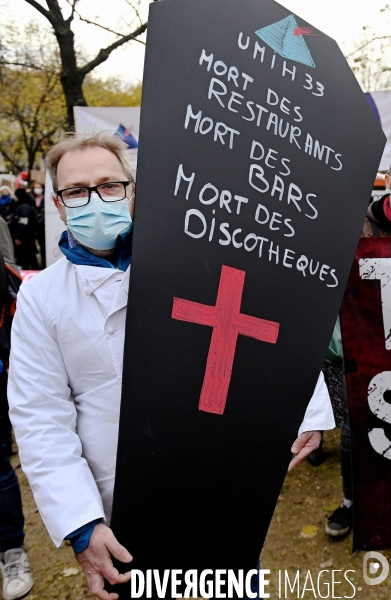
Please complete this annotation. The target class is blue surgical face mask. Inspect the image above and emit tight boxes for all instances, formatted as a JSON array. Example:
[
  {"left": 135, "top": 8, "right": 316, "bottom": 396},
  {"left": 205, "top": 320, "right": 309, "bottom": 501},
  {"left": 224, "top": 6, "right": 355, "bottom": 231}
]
[{"left": 66, "top": 192, "right": 133, "bottom": 251}]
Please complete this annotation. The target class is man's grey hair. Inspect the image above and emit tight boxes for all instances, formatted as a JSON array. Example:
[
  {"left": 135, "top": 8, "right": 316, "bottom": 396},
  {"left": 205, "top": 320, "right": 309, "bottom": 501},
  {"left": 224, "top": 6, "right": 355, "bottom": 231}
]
[{"left": 45, "top": 132, "right": 134, "bottom": 192}]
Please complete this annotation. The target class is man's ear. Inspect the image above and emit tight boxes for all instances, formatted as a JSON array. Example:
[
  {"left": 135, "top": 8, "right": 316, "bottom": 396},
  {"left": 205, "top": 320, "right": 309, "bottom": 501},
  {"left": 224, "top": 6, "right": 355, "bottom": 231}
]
[
  {"left": 386, "top": 174, "right": 391, "bottom": 190},
  {"left": 53, "top": 194, "right": 66, "bottom": 223},
  {"left": 128, "top": 182, "right": 136, "bottom": 219}
]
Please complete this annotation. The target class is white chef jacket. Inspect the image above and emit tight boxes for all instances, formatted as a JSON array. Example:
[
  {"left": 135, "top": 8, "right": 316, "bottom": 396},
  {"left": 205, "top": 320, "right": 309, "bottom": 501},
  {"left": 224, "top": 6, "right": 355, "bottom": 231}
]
[{"left": 8, "top": 257, "right": 335, "bottom": 547}]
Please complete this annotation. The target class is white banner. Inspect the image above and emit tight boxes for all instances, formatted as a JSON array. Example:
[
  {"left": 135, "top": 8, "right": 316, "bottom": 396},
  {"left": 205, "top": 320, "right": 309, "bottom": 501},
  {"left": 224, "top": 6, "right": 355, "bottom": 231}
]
[
  {"left": 44, "top": 171, "right": 66, "bottom": 267},
  {"left": 73, "top": 106, "right": 141, "bottom": 176},
  {"left": 366, "top": 91, "right": 391, "bottom": 171}
]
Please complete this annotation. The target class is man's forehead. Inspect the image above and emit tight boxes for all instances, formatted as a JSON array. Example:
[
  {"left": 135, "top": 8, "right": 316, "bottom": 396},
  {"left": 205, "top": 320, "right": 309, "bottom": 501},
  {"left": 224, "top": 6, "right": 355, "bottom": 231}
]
[
  {"left": 58, "top": 147, "right": 122, "bottom": 169},
  {"left": 57, "top": 147, "right": 126, "bottom": 186}
]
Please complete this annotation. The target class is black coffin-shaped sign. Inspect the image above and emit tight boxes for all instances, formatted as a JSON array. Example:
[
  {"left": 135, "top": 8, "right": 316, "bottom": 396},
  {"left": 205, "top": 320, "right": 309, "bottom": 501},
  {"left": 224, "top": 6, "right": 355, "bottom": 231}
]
[{"left": 111, "top": 0, "right": 385, "bottom": 588}]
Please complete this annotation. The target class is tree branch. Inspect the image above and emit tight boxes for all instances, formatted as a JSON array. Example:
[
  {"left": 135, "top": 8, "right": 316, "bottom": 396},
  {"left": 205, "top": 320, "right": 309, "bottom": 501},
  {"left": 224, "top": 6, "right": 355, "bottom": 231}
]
[
  {"left": 45, "top": 0, "right": 66, "bottom": 24},
  {"left": 76, "top": 14, "right": 147, "bottom": 45},
  {"left": 78, "top": 21, "right": 147, "bottom": 78},
  {"left": 78, "top": 14, "right": 147, "bottom": 45},
  {"left": 31, "top": 73, "right": 58, "bottom": 133},
  {"left": 75, "top": 14, "right": 124, "bottom": 37},
  {"left": 66, "top": 0, "right": 79, "bottom": 24},
  {"left": 0, "top": 145, "right": 24, "bottom": 172},
  {"left": 345, "top": 35, "right": 391, "bottom": 59},
  {"left": 124, "top": 0, "right": 143, "bottom": 27},
  {"left": 0, "top": 60, "right": 47, "bottom": 72},
  {"left": 23, "top": 0, "right": 54, "bottom": 25}
]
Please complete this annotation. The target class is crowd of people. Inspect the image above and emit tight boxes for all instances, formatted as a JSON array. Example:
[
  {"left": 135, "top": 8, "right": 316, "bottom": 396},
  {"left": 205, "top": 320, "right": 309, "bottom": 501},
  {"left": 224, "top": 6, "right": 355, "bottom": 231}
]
[{"left": 0, "top": 178, "right": 45, "bottom": 269}]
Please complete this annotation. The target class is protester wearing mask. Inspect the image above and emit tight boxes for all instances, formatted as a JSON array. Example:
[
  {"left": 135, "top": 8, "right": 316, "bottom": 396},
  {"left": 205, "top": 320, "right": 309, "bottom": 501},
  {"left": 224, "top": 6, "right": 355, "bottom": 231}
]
[
  {"left": 31, "top": 182, "right": 44, "bottom": 208},
  {"left": 7, "top": 133, "right": 334, "bottom": 600},
  {"left": 31, "top": 182, "right": 46, "bottom": 268},
  {"left": 0, "top": 187, "right": 16, "bottom": 221},
  {"left": 8, "top": 189, "right": 38, "bottom": 270}
]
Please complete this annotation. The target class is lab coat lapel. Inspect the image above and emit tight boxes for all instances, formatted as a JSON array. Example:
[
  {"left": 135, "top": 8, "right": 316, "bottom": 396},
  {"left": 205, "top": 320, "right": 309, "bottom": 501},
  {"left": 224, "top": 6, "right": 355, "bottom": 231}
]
[
  {"left": 74, "top": 264, "right": 117, "bottom": 327},
  {"left": 107, "top": 266, "right": 130, "bottom": 318}
]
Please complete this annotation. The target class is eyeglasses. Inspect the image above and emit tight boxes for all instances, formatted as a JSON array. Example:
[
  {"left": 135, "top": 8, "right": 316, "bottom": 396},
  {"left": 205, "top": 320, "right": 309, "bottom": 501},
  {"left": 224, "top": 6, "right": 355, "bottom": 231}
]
[{"left": 56, "top": 181, "right": 132, "bottom": 208}]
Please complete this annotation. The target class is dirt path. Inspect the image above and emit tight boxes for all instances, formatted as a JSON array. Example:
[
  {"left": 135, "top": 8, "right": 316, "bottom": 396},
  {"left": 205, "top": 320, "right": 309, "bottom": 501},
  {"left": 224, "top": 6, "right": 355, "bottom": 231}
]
[
  {"left": 9, "top": 429, "right": 391, "bottom": 599},
  {"left": 10, "top": 450, "right": 94, "bottom": 600},
  {"left": 261, "top": 429, "right": 391, "bottom": 599}
]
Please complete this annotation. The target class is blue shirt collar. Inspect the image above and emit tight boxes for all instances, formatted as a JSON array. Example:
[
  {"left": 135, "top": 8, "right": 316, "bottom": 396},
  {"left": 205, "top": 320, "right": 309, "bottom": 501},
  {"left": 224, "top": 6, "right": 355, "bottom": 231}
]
[{"left": 59, "top": 229, "right": 132, "bottom": 271}]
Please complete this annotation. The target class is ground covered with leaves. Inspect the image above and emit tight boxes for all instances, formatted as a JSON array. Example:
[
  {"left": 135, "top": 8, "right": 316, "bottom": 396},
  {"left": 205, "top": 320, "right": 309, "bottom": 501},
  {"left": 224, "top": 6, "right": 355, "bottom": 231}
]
[
  {"left": 261, "top": 429, "right": 391, "bottom": 599},
  {"left": 8, "top": 429, "right": 391, "bottom": 599}
]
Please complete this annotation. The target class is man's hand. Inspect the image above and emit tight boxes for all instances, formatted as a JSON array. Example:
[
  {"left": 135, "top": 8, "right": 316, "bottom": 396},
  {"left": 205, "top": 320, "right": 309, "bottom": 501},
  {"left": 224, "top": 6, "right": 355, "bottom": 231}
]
[
  {"left": 76, "top": 523, "right": 133, "bottom": 600},
  {"left": 288, "top": 431, "right": 321, "bottom": 472}
]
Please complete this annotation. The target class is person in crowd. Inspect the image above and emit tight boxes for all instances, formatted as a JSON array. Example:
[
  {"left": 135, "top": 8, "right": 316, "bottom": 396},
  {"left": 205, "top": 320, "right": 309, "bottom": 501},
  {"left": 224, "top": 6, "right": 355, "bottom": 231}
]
[
  {"left": 8, "top": 189, "right": 38, "bottom": 271},
  {"left": 0, "top": 215, "right": 14, "bottom": 263},
  {"left": 307, "top": 318, "right": 345, "bottom": 467},
  {"left": 324, "top": 382, "right": 353, "bottom": 538},
  {"left": 0, "top": 251, "right": 34, "bottom": 600},
  {"left": 14, "top": 172, "right": 28, "bottom": 190},
  {"left": 31, "top": 181, "right": 46, "bottom": 268},
  {"left": 31, "top": 181, "right": 44, "bottom": 209},
  {"left": 0, "top": 187, "right": 16, "bottom": 221},
  {"left": 324, "top": 170, "right": 391, "bottom": 540},
  {"left": 319, "top": 322, "right": 352, "bottom": 539},
  {"left": 7, "top": 133, "right": 334, "bottom": 600}
]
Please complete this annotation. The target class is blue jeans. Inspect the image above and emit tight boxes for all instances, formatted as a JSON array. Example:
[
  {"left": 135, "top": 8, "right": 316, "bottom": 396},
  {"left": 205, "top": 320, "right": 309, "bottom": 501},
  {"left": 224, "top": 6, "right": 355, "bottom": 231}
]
[{"left": 0, "top": 420, "right": 24, "bottom": 553}]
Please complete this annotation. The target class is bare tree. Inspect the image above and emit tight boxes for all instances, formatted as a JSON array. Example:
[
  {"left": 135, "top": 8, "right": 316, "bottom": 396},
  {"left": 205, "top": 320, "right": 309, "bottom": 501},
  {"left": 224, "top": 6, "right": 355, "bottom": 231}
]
[
  {"left": 344, "top": 6, "right": 391, "bottom": 91},
  {"left": 346, "top": 37, "right": 391, "bottom": 91},
  {"left": 10, "top": 0, "right": 152, "bottom": 127}
]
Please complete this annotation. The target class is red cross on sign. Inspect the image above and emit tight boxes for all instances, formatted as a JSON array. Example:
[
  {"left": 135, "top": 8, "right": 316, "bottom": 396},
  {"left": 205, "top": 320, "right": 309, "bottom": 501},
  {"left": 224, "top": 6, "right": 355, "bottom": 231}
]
[{"left": 172, "top": 265, "right": 280, "bottom": 415}]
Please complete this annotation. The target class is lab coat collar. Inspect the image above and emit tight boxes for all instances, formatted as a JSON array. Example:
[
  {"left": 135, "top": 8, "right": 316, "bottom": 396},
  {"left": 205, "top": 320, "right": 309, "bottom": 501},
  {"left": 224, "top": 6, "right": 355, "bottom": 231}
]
[
  {"left": 75, "top": 264, "right": 124, "bottom": 295},
  {"left": 74, "top": 264, "right": 130, "bottom": 316}
]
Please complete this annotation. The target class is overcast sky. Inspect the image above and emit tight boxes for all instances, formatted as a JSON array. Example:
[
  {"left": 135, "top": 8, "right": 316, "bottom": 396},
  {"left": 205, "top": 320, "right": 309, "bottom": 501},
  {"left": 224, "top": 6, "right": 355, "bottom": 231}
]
[{"left": 3, "top": 0, "right": 391, "bottom": 83}]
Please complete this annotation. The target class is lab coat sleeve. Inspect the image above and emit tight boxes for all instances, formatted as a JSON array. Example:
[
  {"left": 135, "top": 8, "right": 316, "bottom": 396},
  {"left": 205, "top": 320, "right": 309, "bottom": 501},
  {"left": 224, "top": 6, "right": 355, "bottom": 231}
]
[
  {"left": 7, "top": 283, "right": 105, "bottom": 547},
  {"left": 298, "top": 371, "right": 335, "bottom": 436}
]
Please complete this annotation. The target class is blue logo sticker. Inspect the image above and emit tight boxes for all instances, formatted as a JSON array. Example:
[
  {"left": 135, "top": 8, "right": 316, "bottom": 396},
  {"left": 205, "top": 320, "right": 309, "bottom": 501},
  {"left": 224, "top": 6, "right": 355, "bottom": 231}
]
[{"left": 255, "top": 15, "right": 316, "bottom": 69}]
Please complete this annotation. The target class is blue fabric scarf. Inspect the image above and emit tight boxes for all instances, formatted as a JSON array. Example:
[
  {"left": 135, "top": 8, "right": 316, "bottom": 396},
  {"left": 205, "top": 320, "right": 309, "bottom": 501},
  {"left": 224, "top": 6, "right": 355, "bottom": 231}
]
[
  {"left": 0, "top": 196, "right": 12, "bottom": 206},
  {"left": 59, "top": 229, "right": 132, "bottom": 271}
]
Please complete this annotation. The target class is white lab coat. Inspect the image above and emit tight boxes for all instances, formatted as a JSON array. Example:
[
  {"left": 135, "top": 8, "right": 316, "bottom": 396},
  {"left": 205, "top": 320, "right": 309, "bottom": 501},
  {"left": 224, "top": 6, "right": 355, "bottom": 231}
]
[{"left": 8, "top": 257, "right": 335, "bottom": 547}]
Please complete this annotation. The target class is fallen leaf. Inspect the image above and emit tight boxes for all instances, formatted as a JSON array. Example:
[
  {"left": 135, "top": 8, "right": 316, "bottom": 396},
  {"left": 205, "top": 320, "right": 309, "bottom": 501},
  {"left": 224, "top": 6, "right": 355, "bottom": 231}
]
[
  {"left": 62, "top": 567, "right": 79, "bottom": 577},
  {"left": 322, "top": 503, "right": 340, "bottom": 513},
  {"left": 319, "top": 559, "right": 333, "bottom": 568},
  {"left": 300, "top": 525, "right": 318, "bottom": 539}
]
